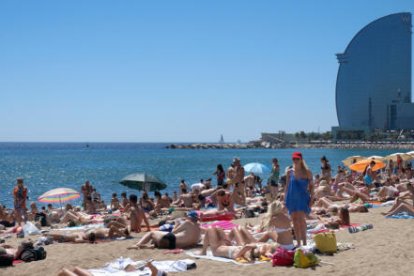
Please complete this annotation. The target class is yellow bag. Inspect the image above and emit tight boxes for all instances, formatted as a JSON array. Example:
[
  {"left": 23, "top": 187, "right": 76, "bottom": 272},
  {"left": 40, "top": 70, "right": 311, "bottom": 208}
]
[
  {"left": 293, "top": 249, "right": 319, "bottom": 268},
  {"left": 314, "top": 232, "right": 337, "bottom": 254}
]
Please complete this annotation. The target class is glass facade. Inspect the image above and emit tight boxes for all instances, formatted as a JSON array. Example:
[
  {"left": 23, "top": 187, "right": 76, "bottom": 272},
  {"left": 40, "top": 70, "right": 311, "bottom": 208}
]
[{"left": 335, "top": 13, "right": 413, "bottom": 130}]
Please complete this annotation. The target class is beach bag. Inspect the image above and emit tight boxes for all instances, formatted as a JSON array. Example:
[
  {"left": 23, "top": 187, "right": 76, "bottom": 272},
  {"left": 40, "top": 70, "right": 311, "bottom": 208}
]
[
  {"left": 293, "top": 249, "right": 319, "bottom": 268},
  {"left": 0, "top": 254, "right": 14, "bottom": 267},
  {"left": 314, "top": 232, "right": 337, "bottom": 254},
  {"left": 271, "top": 247, "right": 294, "bottom": 266},
  {"left": 20, "top": 246, "right": 47, "bottom": 262}
]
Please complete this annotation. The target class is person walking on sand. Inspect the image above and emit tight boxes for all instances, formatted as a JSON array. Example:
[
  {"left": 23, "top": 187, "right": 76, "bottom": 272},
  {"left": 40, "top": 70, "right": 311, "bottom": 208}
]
[
  {"left": 268, "top": 158, "right": 280, "bottom": 200},
  {"left": 284, "top": 152, "right": 314, "bottom": 246},
  {"left": 13, "top": 178, "right": 28, "bottom": 225}
]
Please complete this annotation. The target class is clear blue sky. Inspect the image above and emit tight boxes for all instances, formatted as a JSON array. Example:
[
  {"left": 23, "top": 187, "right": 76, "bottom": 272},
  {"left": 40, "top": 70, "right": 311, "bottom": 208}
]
[{"left": 1, "top": 1, "right": 413, "bottom": 142}]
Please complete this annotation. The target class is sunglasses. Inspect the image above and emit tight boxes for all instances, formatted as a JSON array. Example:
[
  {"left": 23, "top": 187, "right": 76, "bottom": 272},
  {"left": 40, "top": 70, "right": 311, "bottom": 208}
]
[{"left": 292, "top": 158, "right": 301, "bottom": 161}]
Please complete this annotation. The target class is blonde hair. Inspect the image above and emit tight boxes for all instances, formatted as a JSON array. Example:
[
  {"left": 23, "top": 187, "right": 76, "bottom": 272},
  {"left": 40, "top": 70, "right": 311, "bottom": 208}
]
[{"left": 261, "top": 200, "right": 284, "bottom": 230}]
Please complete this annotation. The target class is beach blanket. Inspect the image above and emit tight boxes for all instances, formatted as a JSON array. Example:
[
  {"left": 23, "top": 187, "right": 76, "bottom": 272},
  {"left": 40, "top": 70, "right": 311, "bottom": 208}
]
[
  {"left": 89, "top": 257, "right": 195, "bottom": 276},
  {"left": 186, "top": 250, "right": 266, "bottom": 265},
  {"left": 54, "top": 223, "right": 105, "bottom": 231},
  {"left": 386, "top": 212, "right": 414, "bottom": 219}
]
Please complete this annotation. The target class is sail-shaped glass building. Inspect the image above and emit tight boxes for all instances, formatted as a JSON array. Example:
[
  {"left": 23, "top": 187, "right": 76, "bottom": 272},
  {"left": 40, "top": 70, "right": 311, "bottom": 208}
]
[{"left": 335, "top": 12, "right": 414, "bottom": 134}]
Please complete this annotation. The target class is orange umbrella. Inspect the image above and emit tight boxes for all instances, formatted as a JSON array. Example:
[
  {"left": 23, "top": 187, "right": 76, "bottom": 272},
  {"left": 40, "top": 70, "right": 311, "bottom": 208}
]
[{"left": 349, "top": 159, "right": 386, "bottom": 173}]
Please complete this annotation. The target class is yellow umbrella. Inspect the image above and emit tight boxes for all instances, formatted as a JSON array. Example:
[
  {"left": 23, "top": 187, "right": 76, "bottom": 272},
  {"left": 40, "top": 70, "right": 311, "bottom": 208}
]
[
  {"left": 384, "top": 153, "right": 413, "bottom": 162},
  {"left": 366, "top": 155, "right": 385, "bottom": 162},
  {"left": 342, "top": 156, "right": 366, "bottom": 167},
  {"left": 349, "top": 159, "right": 386, "bottom": 173}
]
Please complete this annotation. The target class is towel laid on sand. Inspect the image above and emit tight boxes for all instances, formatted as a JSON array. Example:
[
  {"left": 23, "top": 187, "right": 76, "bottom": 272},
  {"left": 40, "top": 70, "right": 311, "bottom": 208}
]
[
  {"left": 89, "top": 257, "right": 195, "bottom": 276},
  {"left": 186, "top": 250, "right": 266, "bottom": 265},
  {"left": 387, "top": 212, "right": 414, "bottom": 219}
]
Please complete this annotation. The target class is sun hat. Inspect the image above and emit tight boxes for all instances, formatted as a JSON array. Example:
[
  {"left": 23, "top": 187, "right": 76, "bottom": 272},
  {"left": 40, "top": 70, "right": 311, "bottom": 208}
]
[{"left": 292, "top": 152, "right": 303, "bottom": 159}]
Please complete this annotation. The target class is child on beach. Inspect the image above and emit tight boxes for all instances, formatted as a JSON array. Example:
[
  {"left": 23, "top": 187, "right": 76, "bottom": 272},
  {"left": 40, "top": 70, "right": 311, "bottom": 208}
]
[{"left": 129, "top": 194, "right": 150, "bottom": 233}]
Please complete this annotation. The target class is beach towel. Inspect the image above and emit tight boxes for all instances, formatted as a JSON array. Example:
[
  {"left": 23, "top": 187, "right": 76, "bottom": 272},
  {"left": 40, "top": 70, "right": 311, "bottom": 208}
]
[
  {"left": 201, "top": 220, "right": 238, "bottom": 230},
  {"left": 89, "top": 257, "right": 195, "bottom": 276},
  {"left": 186, "top": 250, "right": 266, "bottom": 265},
  {"left": 54, "top": 223, "right": 105, "bottom": 231},
  {"left": 386, "top": 212, "right": 414, "bottom": 219}
]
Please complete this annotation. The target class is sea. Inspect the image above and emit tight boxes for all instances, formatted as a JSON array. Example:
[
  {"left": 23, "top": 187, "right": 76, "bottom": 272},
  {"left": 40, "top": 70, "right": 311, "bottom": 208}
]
[{"left": 0, "top": 142, "right": 409, "bottom": 208}]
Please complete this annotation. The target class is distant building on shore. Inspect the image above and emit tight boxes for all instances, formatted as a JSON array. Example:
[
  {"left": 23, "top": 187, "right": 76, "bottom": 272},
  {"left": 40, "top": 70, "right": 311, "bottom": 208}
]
[{"left": 333, "top": 13, "right": 414, "bottom": 139}]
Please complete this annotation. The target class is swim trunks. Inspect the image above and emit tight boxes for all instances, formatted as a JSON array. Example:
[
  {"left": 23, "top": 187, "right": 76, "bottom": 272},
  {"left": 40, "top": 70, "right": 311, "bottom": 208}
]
[{"left": 160, "top": 232, "right": 176, "bottom": 249}]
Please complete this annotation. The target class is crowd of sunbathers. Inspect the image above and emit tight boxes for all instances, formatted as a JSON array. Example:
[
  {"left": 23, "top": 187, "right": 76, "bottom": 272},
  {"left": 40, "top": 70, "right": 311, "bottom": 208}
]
[{"left": 1, "top": 155, "right": 414, "bottom": 269}]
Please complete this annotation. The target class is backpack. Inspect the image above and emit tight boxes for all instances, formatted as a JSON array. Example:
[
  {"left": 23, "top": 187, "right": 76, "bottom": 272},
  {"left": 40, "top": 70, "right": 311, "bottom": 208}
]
[
  {"left": 271, "top": 247, "right": 295, "bottom": 266},
  {"left": 0, "top": 254, "right": 14, "bottom": 267},
  {"left": 20, "top": 247, "right": 47, "bottom": 262}
]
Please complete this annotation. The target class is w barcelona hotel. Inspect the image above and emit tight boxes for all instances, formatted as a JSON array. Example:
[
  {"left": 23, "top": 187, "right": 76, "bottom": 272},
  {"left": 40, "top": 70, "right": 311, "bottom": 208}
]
[{"left": 332, "top": 12, "right": 414, "bottom": 138}]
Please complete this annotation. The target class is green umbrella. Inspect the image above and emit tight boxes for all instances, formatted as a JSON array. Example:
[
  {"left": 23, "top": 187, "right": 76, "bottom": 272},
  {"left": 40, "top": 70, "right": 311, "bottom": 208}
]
[{"left": 119, "top": 172, "right": 167, "bottom": 192}]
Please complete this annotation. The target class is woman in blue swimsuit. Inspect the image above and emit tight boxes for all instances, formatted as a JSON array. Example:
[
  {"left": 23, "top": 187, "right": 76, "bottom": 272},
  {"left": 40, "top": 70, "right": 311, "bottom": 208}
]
[{"left": 284, "top": 152, "right": 314, "bottom": 246}]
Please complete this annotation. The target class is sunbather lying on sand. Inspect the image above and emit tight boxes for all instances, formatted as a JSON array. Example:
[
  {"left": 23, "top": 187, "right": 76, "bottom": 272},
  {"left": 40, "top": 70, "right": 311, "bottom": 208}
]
[
  {"left": 198, "top": 227, "right": 277, "bottom": 261},
  {"left": 47, "top": 226, "right": 130, "bottom": 243},
  {"left": 57, "top": 267, "right": 93, "bottom": 276},
  {"left": 128, "top": 211, "right": 201, "bottom": 250},
  {"left": 314, "top": 197, "right": 368, "bottom": 213}
]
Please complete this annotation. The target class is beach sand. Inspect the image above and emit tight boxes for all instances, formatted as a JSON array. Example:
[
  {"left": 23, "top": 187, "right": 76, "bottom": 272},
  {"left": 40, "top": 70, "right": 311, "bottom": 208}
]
[{"left": 2, "top": 208, "right": 414, "bottom": 276}]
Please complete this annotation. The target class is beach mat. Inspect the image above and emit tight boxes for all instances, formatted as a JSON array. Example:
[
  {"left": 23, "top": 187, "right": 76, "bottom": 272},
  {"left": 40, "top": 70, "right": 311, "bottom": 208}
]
[
  {"left": 386, "top": 212, "right": 414, "bottom": 219},
  {"left": 88, "top": 257, "right": 195, "bottom": 275},
  {"left": 186, "top": 250, "right": 266, "bottom": 265}
]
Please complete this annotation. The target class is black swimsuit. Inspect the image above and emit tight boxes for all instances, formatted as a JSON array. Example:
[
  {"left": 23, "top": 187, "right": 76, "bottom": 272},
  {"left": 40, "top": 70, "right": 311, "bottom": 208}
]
[{"left": 160, "top": 232, "right": 176, "bottom": 249}]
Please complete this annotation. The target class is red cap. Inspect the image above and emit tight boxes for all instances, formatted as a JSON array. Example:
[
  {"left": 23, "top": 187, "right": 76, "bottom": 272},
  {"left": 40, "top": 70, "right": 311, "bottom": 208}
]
[{"left": 292, "top": 152, "right": 303, "bottom": 159}]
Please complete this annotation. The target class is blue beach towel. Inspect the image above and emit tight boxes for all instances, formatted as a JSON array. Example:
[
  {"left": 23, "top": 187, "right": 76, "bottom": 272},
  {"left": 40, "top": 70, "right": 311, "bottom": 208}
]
[{"left": 387, "top": 212, "right": 414, "bottom": 219}]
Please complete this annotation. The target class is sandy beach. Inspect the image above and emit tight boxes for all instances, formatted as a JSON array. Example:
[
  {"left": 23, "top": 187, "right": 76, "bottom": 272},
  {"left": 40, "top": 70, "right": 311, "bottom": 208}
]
[{"left": 2, "top": 207, "right": 413, "bottom": 276}]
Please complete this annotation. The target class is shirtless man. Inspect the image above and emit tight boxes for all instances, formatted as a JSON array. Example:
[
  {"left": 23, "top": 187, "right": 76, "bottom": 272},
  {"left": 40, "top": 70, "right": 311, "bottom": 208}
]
[
  {"left": 81, "top": 180, "right": 93, "bottom": 208},
  {"left": 128, "top": 211, "right": 201, "bottom": 249},
  {"left": 172, "top": 192, "right": 197, "bottom": 208},
  {"left": 129, "top": 194, "right": 150, "bottom": 233}
]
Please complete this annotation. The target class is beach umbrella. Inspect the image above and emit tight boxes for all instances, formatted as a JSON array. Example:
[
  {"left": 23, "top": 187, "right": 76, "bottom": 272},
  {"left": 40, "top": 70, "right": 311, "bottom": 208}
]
[
  {"left": 349, "top": 159, "right": 386, "bottom": 173},
  {"left": 366, "top": 155, "right": 385, "bottom": 162},
  {"left": 406, "top": 151, "right": 414, "bottom": 157},
  {"left": 38, "top": 187, "right": 80, "bottom": 209},
  {"left": 384, "top": 153, "right": 413, "bottom": 162},
  {"left": 243, "top": 162, "right": 271, "bottom": 176},
  {"left": 119, "top": 172, "right": 167, "bottom": 192},
  {"left": 342, "top": 156, "right": 366, "bottom": 167}
]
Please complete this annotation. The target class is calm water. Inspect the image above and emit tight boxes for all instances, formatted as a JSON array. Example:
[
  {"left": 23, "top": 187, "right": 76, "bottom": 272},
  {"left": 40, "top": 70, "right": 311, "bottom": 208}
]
[{"left": 0, "top": 142, "right": 407, "bottom": 208}]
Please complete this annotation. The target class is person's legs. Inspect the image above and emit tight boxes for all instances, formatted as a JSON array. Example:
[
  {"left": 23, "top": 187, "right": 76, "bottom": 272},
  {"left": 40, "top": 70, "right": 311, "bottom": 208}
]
[
  {"left": 291, "top": 212, "right": 301, "bottom": 246},
  {"left": 238, "top": 227, "right": 258, "bottom": 244},
  {"left": 201, "top": 228, "right": 224, "bottom": 255},
  {"left": 73, "top": 267, "right": 93, "bottom": 276},
  {"left": 256, "top": 231, "right": 278, "bottom": 243},
  {"left": 57, "top": 268, "right": 78, "bottom": 276},
  {"left": 298, "top": 212, "right": 307, "bottom": 245},
  {"left": 229, "top": 227, "right": 244, "bottom": 245},
  {"left": 384, "top": 202, "right": 414, "bottom": 216},
  {"left": 127, "top": 232, "right": 154, "bottom": 249}
]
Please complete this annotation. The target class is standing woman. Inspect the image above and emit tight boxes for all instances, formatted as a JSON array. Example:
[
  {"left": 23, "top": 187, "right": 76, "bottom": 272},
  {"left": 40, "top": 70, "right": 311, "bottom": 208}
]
[
  {"left": 268, "top": 158, "right": 280, "bottom": 200},
  {"left": 13, "top": 178, "right": 28, "bottom": 225},
  {"left": 213, "top": 164, "right": 226, "bottom": 187},
  {"left": 284, "top": 152, "right": 313, "bottom": 246}
]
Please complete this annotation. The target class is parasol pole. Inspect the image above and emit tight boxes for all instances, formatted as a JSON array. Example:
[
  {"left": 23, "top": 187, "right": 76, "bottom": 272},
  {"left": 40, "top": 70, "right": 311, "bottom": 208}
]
[{"left": 59, "top": 195, "right": 62, "bottom": 211}]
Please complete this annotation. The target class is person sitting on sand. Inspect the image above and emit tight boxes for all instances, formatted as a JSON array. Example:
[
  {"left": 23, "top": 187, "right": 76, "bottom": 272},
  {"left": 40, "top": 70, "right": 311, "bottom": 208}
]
[
  {"left": 129, "top": 194, "right": 151, "bottom": 233},
  {"left": 172, "top": 191, "right": 198, "bottom": 209},
  {"left": 128, "top": 211, "right": 201, "bottom": 250},
  {"left": 382, "top": 197, "right": 414, "bottom": 217},
  {"left": 251, "top": 200, "right": 295, "bottom": 250},
  {"left": 140, "top": 192, "right": 155, "bottom": 213},
  {"left": 120, "top": 192, "right": 129, "bottom": 210},
  {"left": 153, "top": 191, "right": 170, "bottom": 214}
]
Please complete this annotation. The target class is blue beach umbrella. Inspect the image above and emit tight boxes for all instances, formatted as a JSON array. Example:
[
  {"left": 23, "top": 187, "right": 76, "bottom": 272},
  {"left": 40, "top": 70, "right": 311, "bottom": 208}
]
[{"left": 243, "top": 162, "right": 271, "bottom": 176}]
